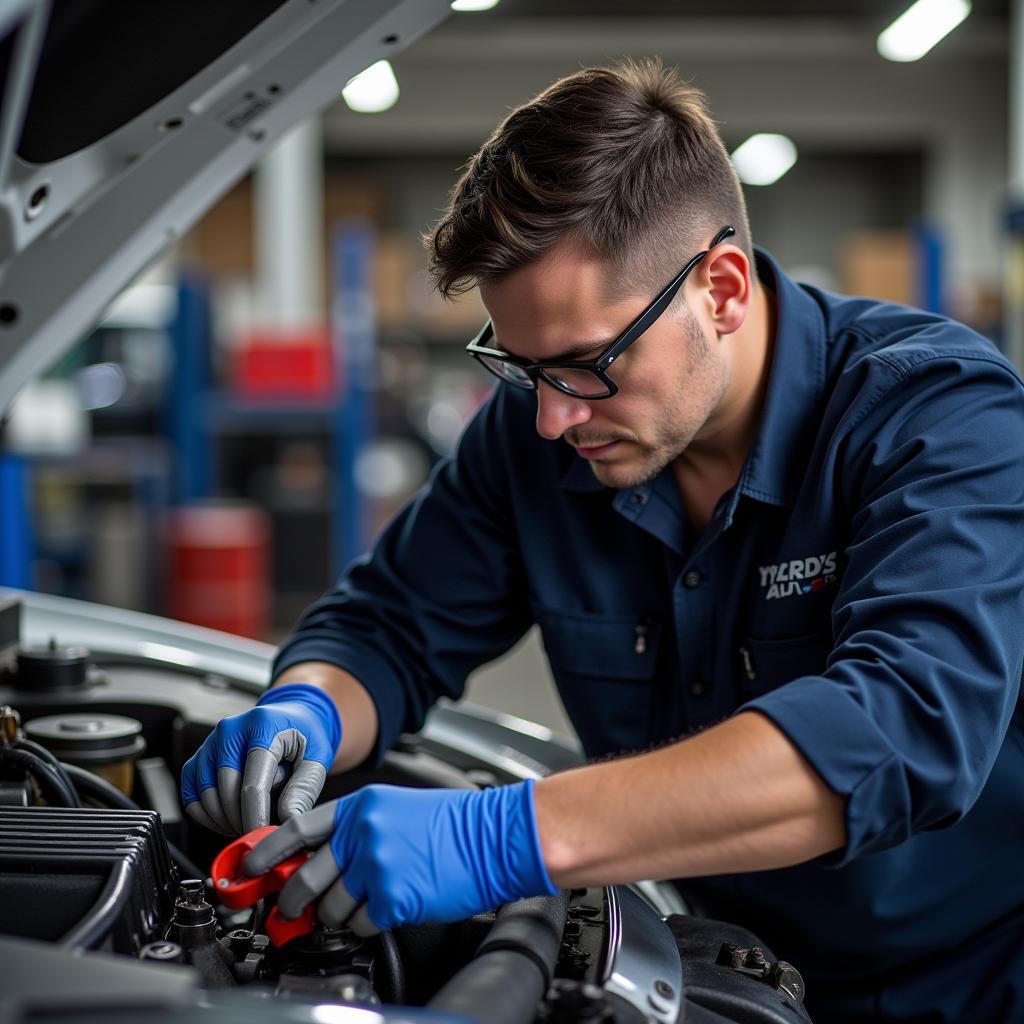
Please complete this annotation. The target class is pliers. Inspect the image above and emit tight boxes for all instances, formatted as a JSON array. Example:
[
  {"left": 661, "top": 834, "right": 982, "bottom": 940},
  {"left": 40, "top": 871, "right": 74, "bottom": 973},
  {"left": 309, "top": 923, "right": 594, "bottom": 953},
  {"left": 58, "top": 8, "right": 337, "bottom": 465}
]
[{"left": 211, "top": 825, "right": 318, "bottom": 946}]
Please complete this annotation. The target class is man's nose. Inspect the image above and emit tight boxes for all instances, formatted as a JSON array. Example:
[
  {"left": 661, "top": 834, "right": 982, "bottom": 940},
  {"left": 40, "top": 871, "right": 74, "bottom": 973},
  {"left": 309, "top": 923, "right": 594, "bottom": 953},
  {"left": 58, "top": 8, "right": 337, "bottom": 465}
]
[{"left": 534, "top": 380, "right": 593, "bottom": 441}]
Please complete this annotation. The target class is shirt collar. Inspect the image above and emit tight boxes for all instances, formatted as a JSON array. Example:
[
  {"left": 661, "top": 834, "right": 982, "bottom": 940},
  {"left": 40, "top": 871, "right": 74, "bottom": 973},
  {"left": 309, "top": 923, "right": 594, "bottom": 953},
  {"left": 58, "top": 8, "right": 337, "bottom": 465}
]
[
  {"left": 738, "top": 248, "right": 827, "bottom": 507},
  {"left": 559, "top": 247, "right": 827, "bottom": 503}
]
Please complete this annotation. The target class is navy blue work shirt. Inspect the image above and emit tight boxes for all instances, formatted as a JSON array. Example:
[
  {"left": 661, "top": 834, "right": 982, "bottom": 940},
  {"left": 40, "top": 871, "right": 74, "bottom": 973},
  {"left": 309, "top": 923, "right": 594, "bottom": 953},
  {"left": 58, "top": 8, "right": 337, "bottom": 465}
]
[{"left": 275, "top": 250, "right": 1024, "bottom": 1022}]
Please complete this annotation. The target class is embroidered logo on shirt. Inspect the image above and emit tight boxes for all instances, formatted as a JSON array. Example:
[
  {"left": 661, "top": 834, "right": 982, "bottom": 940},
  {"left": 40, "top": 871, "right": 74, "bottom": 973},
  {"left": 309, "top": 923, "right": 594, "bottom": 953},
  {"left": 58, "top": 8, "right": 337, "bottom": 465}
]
[{"left": 758, "top": 552, "right": 837, "bottom": 601}]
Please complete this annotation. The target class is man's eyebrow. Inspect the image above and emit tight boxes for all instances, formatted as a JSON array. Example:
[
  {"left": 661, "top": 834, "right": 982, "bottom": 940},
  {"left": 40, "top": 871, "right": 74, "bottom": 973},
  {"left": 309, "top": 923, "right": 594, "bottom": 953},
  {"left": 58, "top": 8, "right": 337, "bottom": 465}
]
[{"left": 497, "top": 336, "right": 614, "bottom": 363}]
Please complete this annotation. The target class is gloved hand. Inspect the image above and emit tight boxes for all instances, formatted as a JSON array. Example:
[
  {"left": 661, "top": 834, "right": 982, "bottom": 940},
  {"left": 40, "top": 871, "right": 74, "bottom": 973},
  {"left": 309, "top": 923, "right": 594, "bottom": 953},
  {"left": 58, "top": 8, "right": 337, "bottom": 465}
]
[
  {"left": 181, "top": 682, "right": 342, "bottom": 835},
  {"left": 242, "top": 780, "right": 556, "bottom": 935}
]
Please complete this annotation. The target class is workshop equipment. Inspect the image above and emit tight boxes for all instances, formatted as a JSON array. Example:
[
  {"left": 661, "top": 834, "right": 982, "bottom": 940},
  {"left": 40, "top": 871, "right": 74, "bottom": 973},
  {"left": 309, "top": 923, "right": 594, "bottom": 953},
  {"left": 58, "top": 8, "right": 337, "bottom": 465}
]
[{"left": 166, "top": 503, "right": 270, "bottom": 639}]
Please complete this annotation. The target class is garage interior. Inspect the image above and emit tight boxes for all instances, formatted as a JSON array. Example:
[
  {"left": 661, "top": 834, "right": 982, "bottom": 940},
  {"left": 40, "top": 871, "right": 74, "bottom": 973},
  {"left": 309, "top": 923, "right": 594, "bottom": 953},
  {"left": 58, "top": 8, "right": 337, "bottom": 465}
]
[{"left": 0, "top": 0, "right": 1016, "bottom": 741}]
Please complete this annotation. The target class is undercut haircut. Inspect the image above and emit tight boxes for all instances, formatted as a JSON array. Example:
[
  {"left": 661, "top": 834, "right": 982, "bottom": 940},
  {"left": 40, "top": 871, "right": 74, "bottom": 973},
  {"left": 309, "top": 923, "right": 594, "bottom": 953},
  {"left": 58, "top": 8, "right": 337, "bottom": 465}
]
[{"left": 425, "top": 59, "right": 753, "bottom": 303}]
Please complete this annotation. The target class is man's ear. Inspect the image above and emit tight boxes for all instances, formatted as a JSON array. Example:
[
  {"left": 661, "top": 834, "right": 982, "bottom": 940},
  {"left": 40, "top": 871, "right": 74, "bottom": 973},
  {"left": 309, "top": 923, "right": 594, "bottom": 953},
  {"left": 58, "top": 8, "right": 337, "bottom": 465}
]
[{"left": 700, "top": 245, "right": 751, "bottom": 335}]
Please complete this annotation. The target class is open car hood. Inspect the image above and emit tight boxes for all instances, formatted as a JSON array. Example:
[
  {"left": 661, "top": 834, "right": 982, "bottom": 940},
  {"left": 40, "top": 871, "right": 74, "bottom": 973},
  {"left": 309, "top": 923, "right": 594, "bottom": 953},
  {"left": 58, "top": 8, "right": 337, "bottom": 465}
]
[{"left": 0, "top": 0, "right": 451, "bottom": 413}]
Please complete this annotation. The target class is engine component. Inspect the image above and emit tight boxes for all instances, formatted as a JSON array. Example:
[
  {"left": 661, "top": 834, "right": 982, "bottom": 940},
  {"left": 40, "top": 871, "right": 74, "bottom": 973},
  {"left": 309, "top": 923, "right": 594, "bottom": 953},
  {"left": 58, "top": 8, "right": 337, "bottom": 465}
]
[
  {"left": 276, "top": 971, "right": 378, "bottom": 1004},
  {"left": 0, "top": 707, "right": 33, "bottom": 805},
  {"left": 0, "top": 774, "right": 33, "bottom": 806},
  {"left": 716, "top": 943, "right": 806, "bottom": 1004},
  {"left": 541, "top": 980, "right": 642, "bottom": 1024},
  {"left": 15, "top": 639, "right": 91, "bottom": 691},
  {"left": 0, "top": 805, "right": 177, "bottom": 953},
  {"left": 0, "top": 705, "right": 82, "bottom": 809},
  {"left": 140, "top": 940, "right": 186, "bottom": 964},
  {"left": 170, "top": 879, "right": 236, "bottom": 987},
  {"left": 171, "top": 880, "right": 218, "bottom": 949},
  {"left": 1, "top": 702, "right": 20, "bottom": 743},
  {"left": 0, "top": 741, "right": 77, "bottom": 805},
  {"left": 665, "top": 915, "right": 813, "bottom": 1023},
  {"left": 25, "top": 712, "right": 146, "bottom": 794},
  {"left": 273, "top": 927, "right": 377, "bottom": 1001}
]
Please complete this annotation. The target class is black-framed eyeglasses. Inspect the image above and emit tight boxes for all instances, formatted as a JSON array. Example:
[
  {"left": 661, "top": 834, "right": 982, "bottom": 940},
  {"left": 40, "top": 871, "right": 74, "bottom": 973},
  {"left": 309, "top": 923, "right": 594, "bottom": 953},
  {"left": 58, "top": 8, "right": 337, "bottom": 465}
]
[{"left": 466, "top": 226, "right": 736, "bottom": 399}]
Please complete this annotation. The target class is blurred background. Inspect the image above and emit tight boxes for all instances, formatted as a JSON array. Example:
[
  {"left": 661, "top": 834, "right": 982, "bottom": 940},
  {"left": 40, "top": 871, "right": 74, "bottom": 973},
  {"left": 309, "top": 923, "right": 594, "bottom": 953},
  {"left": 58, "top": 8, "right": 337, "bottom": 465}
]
[{"left": 0, "top": 0, "right": 1017, "bottom": 736}]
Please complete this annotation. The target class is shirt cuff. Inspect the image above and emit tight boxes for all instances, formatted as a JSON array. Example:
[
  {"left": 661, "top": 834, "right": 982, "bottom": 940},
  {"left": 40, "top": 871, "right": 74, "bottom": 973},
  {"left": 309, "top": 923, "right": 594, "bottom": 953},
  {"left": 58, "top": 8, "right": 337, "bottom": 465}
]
[
  {"left": 741, "top": 676, "right": 912, "bottom": 866},
  {"left": 272, "top": 639, "right": 412, "bottom": 768}
]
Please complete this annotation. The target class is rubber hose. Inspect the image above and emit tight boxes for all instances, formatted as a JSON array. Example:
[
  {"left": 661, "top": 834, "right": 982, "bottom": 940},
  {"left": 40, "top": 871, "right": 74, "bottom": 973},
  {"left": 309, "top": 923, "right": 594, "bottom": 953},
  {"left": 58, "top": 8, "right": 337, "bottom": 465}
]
[
  {"left": 60, "top": 858, "right": 134, "bottom": 952},
  {"left": 428, "top": 890, "right": 570, "bottom": 1024},
  {"left": 0, "top": 745, "right": 77, "bottom": 807},
  {"left": 13, "top": 737, "right": 81, "bottom": 807},
  {"left": 376, "top": 928, "right": 406, "bottom": 1005}
]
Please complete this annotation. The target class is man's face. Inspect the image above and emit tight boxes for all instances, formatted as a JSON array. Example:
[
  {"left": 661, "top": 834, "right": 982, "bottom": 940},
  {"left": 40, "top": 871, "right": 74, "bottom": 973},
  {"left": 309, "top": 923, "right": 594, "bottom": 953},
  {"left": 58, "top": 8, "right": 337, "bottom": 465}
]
[{"left": 479, "top": 243, "right": 731, "bottom": 489}]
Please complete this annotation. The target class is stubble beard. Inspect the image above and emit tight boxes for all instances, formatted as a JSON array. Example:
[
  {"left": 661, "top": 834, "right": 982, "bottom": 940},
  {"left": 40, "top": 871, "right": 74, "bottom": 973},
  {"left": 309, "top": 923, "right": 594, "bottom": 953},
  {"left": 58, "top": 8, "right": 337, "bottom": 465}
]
[{"left": 587, "top": 307, "right": 728, "bottom": 490}]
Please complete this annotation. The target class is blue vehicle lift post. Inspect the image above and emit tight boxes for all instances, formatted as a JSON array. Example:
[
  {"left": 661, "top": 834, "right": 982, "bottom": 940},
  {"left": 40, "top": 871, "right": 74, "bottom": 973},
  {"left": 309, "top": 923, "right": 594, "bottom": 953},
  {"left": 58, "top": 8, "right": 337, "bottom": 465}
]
[{"left": 0, "top": 453, "right": 32, "bottom": 589}]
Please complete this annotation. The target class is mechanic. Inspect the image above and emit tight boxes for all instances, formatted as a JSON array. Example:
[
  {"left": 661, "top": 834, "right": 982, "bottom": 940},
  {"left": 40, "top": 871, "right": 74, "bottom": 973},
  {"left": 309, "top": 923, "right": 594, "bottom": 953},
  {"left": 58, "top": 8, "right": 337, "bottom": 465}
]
[{"left": 182, "top": 61, "right": 1024, "bottom": 1022}]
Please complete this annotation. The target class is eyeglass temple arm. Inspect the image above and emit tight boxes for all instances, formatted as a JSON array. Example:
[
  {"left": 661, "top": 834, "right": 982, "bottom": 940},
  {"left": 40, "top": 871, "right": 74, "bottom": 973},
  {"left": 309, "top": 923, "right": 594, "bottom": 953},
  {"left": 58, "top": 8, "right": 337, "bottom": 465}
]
[{"left": 607, "top": 226, "right": 737, "bottom": 348}]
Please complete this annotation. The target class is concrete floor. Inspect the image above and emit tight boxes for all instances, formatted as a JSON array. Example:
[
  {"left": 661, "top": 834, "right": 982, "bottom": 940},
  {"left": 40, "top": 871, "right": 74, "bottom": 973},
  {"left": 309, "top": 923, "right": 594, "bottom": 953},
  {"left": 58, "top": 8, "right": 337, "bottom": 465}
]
[{"left": 463, "top": 625, "right": 578, "bottom": 746}]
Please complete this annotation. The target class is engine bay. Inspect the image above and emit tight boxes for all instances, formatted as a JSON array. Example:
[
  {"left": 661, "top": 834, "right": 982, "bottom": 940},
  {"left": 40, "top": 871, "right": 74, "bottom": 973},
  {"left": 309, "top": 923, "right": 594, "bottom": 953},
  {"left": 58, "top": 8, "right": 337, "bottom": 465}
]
[{"left": 0, "top": 592, "right": 812, "bottom": 1024}]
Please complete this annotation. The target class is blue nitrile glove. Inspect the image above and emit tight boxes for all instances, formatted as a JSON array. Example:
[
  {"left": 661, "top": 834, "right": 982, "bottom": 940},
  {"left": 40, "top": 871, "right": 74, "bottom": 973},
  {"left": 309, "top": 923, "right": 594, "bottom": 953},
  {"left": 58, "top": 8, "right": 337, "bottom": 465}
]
[
  {"left": 181, "top": 682, "right": 342, "bottom": 835},
  {"left": 242, "top": 780, "right": 557, "bottom": 936}
]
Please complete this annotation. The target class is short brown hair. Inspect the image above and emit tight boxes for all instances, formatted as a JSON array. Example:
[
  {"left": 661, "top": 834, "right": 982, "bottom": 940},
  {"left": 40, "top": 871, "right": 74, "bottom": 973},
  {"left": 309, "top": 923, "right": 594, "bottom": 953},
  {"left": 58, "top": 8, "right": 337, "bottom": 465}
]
[{"left": 425, "top": 59, "right": 752, "bottom": 301}]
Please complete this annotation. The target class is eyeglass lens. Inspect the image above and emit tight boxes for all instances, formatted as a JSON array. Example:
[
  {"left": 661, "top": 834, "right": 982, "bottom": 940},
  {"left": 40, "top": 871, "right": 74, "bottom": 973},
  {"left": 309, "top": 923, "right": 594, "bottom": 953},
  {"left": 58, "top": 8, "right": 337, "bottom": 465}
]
[
  {"left": 476, "top": 353, "right": 533, "bottom": 388},
  {"left": 539, "top": 367, "right": 611, "bottom": 398},
  {"left": 476, "top": 353, "right": 612, "bottom": 397}
]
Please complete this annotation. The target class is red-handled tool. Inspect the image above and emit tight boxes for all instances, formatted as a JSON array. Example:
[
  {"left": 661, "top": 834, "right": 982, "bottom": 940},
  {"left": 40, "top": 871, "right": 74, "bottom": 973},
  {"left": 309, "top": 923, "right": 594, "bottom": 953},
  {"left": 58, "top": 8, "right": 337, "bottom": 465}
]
[{"left": 211, "top": 825, "right": 318, "bottom": 946}]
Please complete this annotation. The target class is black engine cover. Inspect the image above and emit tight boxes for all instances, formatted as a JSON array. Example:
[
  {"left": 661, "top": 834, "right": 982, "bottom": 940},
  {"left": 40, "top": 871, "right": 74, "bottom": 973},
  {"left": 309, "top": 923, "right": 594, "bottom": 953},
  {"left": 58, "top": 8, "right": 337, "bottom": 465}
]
[{"left": 0, "top": 806, "right": 178, "bottom": 953}]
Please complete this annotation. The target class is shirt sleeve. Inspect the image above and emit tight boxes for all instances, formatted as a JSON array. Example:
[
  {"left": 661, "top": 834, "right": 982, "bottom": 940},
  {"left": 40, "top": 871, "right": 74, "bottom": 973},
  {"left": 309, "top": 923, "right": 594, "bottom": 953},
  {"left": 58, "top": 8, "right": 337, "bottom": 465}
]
[
  {"left": 272, "top": 386, "right": 533, "bottom": 765},
  {"left": 742, "top": 347, "right": 1024, "bottom": 865}
]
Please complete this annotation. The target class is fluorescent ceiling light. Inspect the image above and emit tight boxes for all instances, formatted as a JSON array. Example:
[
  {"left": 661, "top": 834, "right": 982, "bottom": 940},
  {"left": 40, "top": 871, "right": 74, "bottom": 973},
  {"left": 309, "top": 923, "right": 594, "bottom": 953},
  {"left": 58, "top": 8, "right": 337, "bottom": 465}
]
[
  {"left": 342, "top": 60, "right": 399, "bottom": 114},
  {"left": 451, "top": 0, "right": 500, "bottom": 10},
  {"left": 877, "top": 0, "right": 971, "bottom": 62},
  {"left": 731, "top": 133, "right": 798, "bottom": 187}
]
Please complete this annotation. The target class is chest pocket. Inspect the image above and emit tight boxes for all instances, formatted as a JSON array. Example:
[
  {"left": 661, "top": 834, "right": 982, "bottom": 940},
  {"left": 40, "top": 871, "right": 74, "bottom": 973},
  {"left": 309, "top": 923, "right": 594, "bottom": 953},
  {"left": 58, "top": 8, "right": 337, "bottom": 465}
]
[
  {"left": 738, "top": 630, "right": 833, "bottom": 700},
  {"left": 535, "top": 608, "right": 663, "bottom": 758}
]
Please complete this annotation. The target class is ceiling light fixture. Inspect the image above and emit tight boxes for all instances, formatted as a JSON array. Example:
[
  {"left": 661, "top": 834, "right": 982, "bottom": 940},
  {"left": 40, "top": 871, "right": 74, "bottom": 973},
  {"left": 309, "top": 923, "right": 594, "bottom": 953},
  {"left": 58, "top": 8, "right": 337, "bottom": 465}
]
[
  {"left": 730, "top": 134, "right": 798, "bottom": 187},
  {"left": 877, "top": 0, "right": 971, "bottom": 62},
  {"left": 342, "top": 60, "right": 399, "bottom": 114},
  {"left": 451, "top": 0, "right": 500, "bottom": 11}
]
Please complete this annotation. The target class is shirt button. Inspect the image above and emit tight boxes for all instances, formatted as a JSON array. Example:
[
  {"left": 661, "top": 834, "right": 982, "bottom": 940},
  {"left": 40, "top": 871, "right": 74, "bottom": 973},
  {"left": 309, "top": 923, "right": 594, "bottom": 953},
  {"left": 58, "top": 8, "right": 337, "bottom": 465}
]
[
  {"left": 689, "top": 681, "right": 708, "bottom": 697},
  {"left": 629, "top": 491, "right": 648, "bottom": 507},
  {"left": 683, "top": 570, "right": 702, "bottom": 588}
]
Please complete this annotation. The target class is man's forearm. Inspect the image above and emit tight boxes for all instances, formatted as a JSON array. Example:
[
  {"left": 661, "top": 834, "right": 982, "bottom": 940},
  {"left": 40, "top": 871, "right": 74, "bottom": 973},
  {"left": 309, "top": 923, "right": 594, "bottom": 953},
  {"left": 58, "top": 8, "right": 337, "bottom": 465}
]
[
  {"left": 533, "top": 710, "right": 846, "bottom": 887},
  {"left": 273, "top": 662, "right": 380, "bottom": 772}
]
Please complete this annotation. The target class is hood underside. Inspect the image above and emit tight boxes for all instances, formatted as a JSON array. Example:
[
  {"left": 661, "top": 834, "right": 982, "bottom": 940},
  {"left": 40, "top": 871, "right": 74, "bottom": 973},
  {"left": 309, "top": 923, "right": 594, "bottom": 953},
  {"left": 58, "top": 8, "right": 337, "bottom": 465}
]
[{"left": 0, "top": 0, "right": 451, "bottom": 413}]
